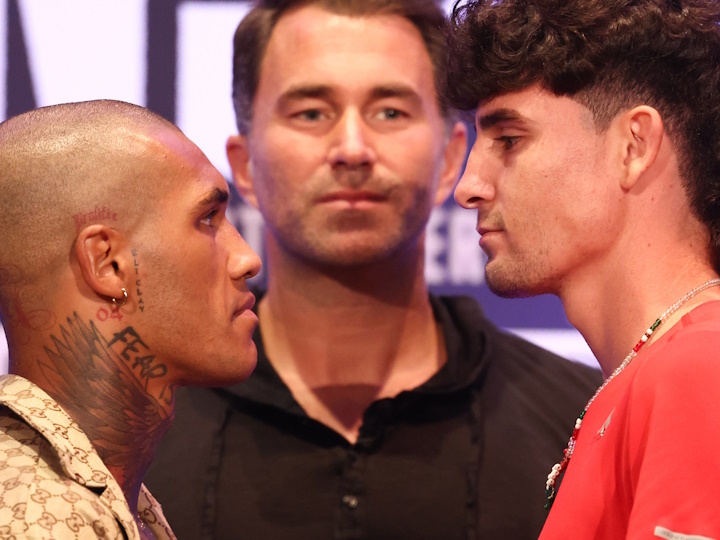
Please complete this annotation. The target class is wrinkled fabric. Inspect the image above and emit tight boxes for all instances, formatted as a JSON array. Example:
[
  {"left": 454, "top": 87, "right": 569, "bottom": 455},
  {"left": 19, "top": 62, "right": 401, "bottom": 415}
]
[{"left": 0, "top": 375, "right": 175, "bottom": 540}]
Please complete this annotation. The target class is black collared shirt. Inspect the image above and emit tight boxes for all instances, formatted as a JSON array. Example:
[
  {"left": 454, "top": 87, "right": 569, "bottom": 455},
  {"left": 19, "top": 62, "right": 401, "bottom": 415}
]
[{"left": 146, "top": 294, "right": 601, "bottom": 539}]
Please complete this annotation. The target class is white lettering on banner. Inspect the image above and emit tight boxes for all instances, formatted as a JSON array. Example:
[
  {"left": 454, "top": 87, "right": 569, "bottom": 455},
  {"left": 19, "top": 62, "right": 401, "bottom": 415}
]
[
  {"left": 18, "top": 0, "right": 147, "bottom": 107},
  {"left": 176, "top": 2, "right": 252, "bottom": 179}
]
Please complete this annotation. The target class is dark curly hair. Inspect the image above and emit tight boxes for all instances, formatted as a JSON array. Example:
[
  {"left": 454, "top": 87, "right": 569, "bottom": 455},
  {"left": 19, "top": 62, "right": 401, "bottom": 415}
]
[
  {"left": 232, "top": 0, "right": 449, "bottom": 136},
  {"left": 445, "top": 0, "right": 720, "bottom": 269}
]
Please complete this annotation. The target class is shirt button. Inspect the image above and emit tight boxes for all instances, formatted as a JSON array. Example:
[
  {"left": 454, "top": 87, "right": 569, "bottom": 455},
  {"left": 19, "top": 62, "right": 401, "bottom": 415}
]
[{"left": 342, "top": 495, "right": 359, "bottom": 509}]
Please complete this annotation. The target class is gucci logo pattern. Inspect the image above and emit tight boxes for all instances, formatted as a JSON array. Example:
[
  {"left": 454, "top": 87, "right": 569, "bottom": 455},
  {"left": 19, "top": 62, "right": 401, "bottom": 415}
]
[{"left": 0, "top": 375, "right": 175, "bottom": 539}]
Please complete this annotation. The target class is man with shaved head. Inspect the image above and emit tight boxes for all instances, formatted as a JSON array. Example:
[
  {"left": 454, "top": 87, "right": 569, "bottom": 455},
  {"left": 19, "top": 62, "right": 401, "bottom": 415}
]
[{"left": 0, "top": 100, "right": 261, "bottom": 539}]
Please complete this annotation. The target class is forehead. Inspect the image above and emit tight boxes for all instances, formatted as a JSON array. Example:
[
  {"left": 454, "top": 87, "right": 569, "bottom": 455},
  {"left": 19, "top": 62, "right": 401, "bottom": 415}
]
[
  {"left": 476, "top": 86, "right": 595, "bottom": 132},
  {"left": 135, "top": 128, "right": 227, "bottom": 202},
  {"left": 256, "top": 5, "right": 436, "bottom": 102}
]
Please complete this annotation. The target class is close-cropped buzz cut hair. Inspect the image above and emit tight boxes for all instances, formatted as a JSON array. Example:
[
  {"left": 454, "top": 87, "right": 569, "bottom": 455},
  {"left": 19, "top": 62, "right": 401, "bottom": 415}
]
[
  {"left": 231, "top": 0, "right": 450, "bottom": 135},
  {"left": 444, "top": 0, "right": 720, "bottom": 270}
]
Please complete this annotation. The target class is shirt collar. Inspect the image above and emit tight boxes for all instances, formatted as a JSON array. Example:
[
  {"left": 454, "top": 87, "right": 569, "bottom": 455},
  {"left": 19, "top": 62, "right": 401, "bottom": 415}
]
[
  {"left": 221, "top": 292, "right": 491, "bottom": 407},
  {"left": 0, "top": 374, "right": 174, "bottom": 539}
]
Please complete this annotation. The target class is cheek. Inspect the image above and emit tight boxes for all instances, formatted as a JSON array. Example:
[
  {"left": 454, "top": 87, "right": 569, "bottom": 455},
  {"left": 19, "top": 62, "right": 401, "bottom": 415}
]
[
  {"left": 385, "top": 126, "right": 444, "bottom": 164},
  {"left": 383, "top": 136, "right": 447, "bottom": 189},
  {"left": 259, "top": 127, "right": 324, "bottom": 172},
  {"left": 157, "top": 249, "right": 224, "bottom": 298},
  {"left": 252, "top": 146, "right": 322, "bottom": 206},
  {"left": 559, "top": 152, "right": 612, "bottom": 220}
]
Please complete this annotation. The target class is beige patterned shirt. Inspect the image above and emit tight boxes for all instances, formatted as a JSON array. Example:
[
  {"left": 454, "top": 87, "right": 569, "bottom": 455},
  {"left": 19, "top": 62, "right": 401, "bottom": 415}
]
[{"left": 0, "top": 374, "right": 176, "bottom": 539}]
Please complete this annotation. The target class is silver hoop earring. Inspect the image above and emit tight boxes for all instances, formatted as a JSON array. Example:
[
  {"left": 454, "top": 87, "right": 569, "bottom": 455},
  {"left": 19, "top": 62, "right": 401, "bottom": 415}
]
[{"left": 112, "top": 287, "right": 128, "bottom": 308}]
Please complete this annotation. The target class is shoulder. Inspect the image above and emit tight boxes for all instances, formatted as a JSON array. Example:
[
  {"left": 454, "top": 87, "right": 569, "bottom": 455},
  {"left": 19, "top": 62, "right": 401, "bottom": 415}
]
[
  {"left": 617, "top": 306, "right": 720, "bottom": 534},
  {"left": 632, "top": 309, "right": 720, "bottom": 403},
  {"left": 621, "top": 304, "right": 720, "bottom": 446},
  {"left": 0, "top": 420, "right": 123, "bottom": 538}
]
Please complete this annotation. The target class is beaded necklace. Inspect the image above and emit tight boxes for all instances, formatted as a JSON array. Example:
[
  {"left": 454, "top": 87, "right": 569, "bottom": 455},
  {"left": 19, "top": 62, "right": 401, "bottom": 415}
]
[{"left": 544, "top": 278, "right": 720, "bottom": 510}]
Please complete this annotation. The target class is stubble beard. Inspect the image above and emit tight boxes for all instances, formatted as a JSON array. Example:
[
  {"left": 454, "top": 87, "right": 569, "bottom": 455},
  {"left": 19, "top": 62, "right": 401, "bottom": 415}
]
[
  {"left": 483, "top": 254, "right": 554, "bottom": 299},
  {"left": 273, "top": 205, "right": 430, "bottom": 269},
  {"left": 283, "top": 223, "right": 419, "bottom": 268}
]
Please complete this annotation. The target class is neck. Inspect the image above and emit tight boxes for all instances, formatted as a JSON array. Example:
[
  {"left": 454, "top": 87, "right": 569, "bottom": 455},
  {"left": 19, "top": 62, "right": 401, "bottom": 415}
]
[
  {"left": 259, "top": 237, "right": 444, "bottom": 440},
  {"left": 560, "top": 250, "right": 720, "bottom": 377},
  {"left": 8, "top": 310, "right": 174, "bottom": 515},
  {"left": 262, "top": 238, "right": 441, "bottom": 382},
  {"left": 559, "top": 167, "right": 720, "bottom": 376}
]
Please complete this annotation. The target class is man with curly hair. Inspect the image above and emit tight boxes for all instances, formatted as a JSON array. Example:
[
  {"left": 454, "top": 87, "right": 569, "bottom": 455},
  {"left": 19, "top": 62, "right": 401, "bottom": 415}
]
[{"left": 447, "top": 0, "right": 720, "bottom": 537}]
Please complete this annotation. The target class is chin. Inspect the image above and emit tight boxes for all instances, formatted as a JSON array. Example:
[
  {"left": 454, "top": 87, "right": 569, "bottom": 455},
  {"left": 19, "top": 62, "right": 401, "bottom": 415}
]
[
  {"left": 484, "top": 267, "right": 545, "bottom": 299},
  {"left": 315, "top": 241, "right": 410, "bottom": 267},
  {"left": 197, "top": 347, "right": 258, "bottom": 387},
  {"left": 285, "top": 229, "right": 409, "bottom": 267},
  {"left": 224, "top": 348, "right": 259, "bottom": 384},
  {"left": 235, "top": 355, "right": 258, "bottom": 382}
]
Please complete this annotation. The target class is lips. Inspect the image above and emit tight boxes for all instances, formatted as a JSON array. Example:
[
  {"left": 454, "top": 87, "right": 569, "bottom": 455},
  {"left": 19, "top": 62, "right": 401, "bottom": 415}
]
[
  {"left": 476, "top": 213, "right": 505, "bottom": 236},
  {"left": 316, "top": 190, "right": 385, "bottom": 204},
  {"left": 233, "top": 294, "right": 256, "bottom": 318},
  {"left": 477, "top": 225, "right": 503, "bottom": 236},
  {"left": 476, "top": 219, "right": 505, "bottom": 255}
]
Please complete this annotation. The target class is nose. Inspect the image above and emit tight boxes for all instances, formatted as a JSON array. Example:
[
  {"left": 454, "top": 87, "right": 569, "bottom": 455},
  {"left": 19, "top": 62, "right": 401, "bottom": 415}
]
[
  {"left": 327, "top": 109, "right": 376, "bottom": 170},
  {"left": 225, "top": 223, "right": 261, "bottom": 282},
  {"left": 454, "top": 141, "right": 496, "bottom": 209}
]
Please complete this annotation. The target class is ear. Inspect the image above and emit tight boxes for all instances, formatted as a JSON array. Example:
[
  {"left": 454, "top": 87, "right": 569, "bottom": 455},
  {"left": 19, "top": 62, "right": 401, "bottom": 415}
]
[
  {"left": 75, "top": 225, "right": 128, "bottom": 301},
  {"left": 617, "top": 106, "right": 664, "bottom": 191},
  {"left": 227, "top": 134, "right": 259, "bottom": 209},
  {"left": 434, "top": 121, "right": 468, "bottom": 205}
]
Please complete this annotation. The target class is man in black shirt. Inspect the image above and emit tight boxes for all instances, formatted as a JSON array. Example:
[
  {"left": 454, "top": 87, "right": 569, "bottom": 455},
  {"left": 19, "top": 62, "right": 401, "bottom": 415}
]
[{"left": 145, "top": 1, "right": 601, "bottom": 538}]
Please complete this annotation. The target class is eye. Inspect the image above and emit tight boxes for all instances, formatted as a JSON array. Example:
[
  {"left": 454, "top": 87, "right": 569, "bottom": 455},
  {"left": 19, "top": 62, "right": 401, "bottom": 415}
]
[
  {"left": 496, "top": 135, "right": 520, "bottom": 150},
  {"left": 199, "top": 208, "right": 220, "bottom": 228},
  {"left": 375, "top": 108, "right": 406, "bottom": 121},
  {"left": 292, "top": 109, "right": 327, "bottom": 122}
]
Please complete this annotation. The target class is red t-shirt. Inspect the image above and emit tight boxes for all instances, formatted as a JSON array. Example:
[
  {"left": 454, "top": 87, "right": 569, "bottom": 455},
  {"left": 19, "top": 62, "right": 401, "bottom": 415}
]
[{"left": 540, "top": 301, "right": 720, "bottom": 539}]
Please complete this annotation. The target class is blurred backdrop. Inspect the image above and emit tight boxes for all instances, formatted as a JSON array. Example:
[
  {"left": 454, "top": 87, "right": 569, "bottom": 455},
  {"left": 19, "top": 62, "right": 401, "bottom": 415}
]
[{"left": 0, "top": 0, "right": 597, "bottom": 373}]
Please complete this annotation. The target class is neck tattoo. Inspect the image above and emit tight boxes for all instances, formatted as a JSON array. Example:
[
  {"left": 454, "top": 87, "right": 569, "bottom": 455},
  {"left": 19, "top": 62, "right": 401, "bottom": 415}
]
[{"left": 544, "top": 278, "right": 720, "bottom": 510}]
